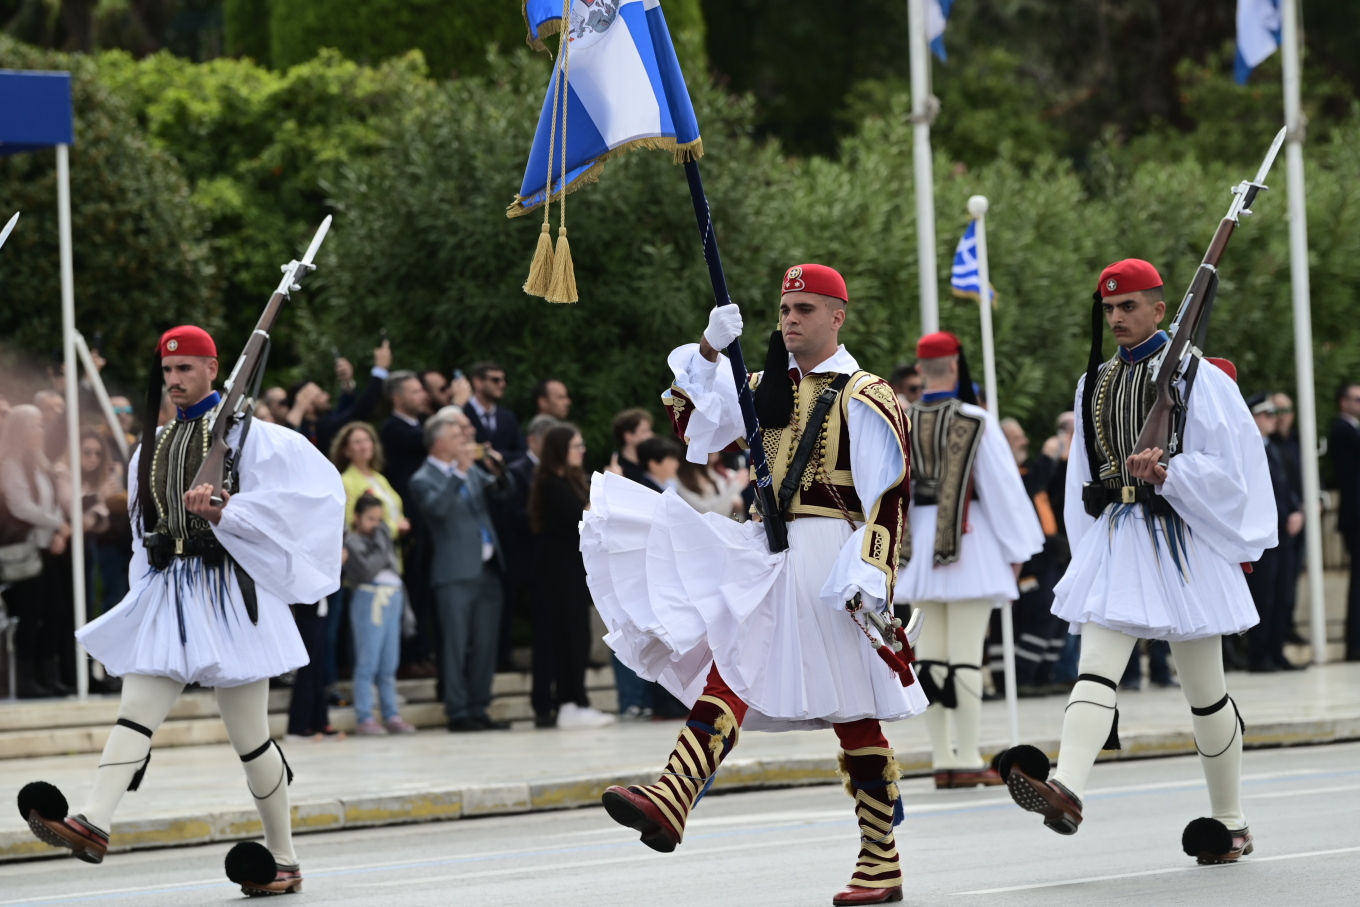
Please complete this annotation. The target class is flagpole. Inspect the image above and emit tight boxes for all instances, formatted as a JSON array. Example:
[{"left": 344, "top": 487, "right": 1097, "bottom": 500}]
[
  {"left": 1280, "top": 0, "right": 1327, "bottom": 665},
  {"left": 682, "top": 160, "right": 787, "bottom": 554},
  {"left": 968, "top": 195, "right": 1019, "bottom": 747},
  {"left": 908, "top": 0, "right": 939, "bottom": 335}
]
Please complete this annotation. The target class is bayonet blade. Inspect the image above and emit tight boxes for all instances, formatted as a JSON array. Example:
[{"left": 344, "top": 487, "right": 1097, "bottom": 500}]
[
  {"left": 0, "top": 212, "right": 19, "bottom": 251},
  {"left": 1255, "top": 126, "right": 1287, "bottom": 185},
  {"left": 300, "top": 215, "right": 332, "bottom": 267}
]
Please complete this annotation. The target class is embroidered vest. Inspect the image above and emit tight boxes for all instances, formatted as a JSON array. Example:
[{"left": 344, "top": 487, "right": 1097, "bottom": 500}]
[
  {"left": 1092, "top": 354, "right": 1158, "bottom": 492},
  {"left": 150, "top": 417, "right": 216, "bottom": 542},
  {"left": 903, "top": 397, "right": 985, "bottom": 566}
]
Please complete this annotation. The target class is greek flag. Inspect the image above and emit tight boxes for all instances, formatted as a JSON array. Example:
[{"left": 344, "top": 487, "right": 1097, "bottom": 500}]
[
  {"left": 1235, "top": 0, "right": 1281, "bottom": 85},
  {"left": 510, "top": 0, "right": 702, "bottom": 216},
  {"left": 950, "top": 220, "right": 996, "bottom": 304},
  {"left": 928, "top": 0, "right": 954, "bottom": 62}
]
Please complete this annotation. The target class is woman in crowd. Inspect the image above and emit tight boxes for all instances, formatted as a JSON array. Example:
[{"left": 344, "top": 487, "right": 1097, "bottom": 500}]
[
  {"left": 529, "top": 424, "right": 615, "bottom": 729},
  {"left": 675, "top": 451, "right": 748, "bottom": 518},
  {"left": 332, "top": 422, "right": 408, "bottom": 538},
  {"left": 0, "top": 404, "right": 73, "bottom": 697}
]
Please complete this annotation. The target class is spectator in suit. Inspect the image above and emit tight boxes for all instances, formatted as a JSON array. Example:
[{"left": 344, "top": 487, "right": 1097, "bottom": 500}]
[
  {"left": 1272, "top": 391, "right": 1306, "bottom": 645},
  {"left": 637, "top": 437, "right": 682, "bottom": 492},
  {"left": 533, "top": 378, "right": 572, "bottom": 420},
  {"left": 261, "top": 387, "right": 289, "bottom": 424},
  {"left": 1246, "top": 393, "right": 1304, "bottom": 671},
  {"left": 516, "top": 415, "right": 564, "bottom": 724},
  {"left": 889, "top": 362, "right": 922, "bottom": 410},
  {"left": 609, "top": 408, "right": 654, "bottom": 484},
  {"left": 1330, "top": 382, "right": 1360, "bottom": 661},
  {"left": 464, "top": 361, "right": 525, "bottom": 457},
  {"left": 380, "top": 370, "right": 434, "bottom": 673},
  {"left": 409, "top": 408, "right": 516, "bottom": 731},
  {"left": 283, "top": 342, "right": 392, "bottom": 454}
]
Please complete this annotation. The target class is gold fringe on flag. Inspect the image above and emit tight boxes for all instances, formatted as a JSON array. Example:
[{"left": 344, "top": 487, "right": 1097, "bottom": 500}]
[
  {"left": 546, "top": 226, "right": 578, "bottom": 304},
  {"left": 523, "top": 222, "right": 556, "bottom": 296}
]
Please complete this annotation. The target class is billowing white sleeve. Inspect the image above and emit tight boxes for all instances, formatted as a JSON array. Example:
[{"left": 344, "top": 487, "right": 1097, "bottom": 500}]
[
  {"left": 973, "top": 410, "right": 1046, "bottom": 565},
  {"left": 664, "top": 344, "right": 746, "bottom": 464},
  {"left": 1064, "top": 378, "right": 1097, "bottom": 552},
  {"left": 820, "top": 392, "right": 907, "bottom": 610},
  {"left": 214, "top": 421, "right": 345, "bottom": 604},
  {"left": 1159, "top": 363, "right": 1278, "bottom": 563}
]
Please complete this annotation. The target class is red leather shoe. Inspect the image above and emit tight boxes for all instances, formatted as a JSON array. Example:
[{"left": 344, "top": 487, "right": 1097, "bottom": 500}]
[
  {"left": 240, "top": 864, "right": 303, "bottom": 897},
  {"left": 601, "top": 785, "right": 681, "bottom": 853},
  {"left": 933, "top": 770, "right": 954, "bottom": 790},
  {"left": 832, "top": 884, "right": 904, "bottom": 905},
  {"left": 951, "top": 766, "right": 1005, "bottom": 787},
  {"left": 27, "top": 813, "right": 108, "bottom": 864},
  {"left": 1005, "top": 768, "right": 1083, "bottom": 835}
]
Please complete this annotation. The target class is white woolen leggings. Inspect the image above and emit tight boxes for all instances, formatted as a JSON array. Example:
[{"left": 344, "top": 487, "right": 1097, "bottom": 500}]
[
  {"left": 1051, "top": 623, "right": 1245, "bottom": 828},
  {"left": 913, "top": 599, "right": 995, "bottom": 770},
  {"left": 80, "top": 675, "right": 297, "bottom": 865}
]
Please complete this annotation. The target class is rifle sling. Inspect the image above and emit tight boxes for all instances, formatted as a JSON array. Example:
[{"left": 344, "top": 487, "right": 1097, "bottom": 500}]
[{"left": 776, "top": 373, "right": 852, "bottom": 520}]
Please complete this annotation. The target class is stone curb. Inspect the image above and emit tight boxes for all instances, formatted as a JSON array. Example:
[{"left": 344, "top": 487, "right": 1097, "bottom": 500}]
[{"left": 3, "top": 716, "right": 1357, "bottom": 863}]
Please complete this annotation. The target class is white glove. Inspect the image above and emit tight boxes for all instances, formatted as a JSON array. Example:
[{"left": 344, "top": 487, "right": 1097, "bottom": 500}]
[{"left": 703, "top": 303, "right": 743, "bottom": 351}]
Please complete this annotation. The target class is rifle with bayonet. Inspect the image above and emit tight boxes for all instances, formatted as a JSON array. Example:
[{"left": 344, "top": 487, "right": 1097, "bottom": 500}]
[
  {"left": 0, "top": 212, "right": 18, "bottom": 251},
  {"left": 193, "top": 216, "right": 333, "bottom": 506},
  {"left": 1133, "top": 127, "right": 1286, "bottom": 464}
]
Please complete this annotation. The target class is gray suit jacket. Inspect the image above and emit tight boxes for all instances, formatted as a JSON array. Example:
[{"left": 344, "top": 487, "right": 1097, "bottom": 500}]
[{"left": 408, "top": 461, "right": 515, "bottom": 586}]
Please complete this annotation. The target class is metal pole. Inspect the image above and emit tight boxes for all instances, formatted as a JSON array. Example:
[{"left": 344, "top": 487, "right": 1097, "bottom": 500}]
[
  {"left": 908, "top": 0, "right": 939, "bottom": 335},
  {"left": 57, "top": 143, "right": 89, "bottom": 699},
  {"left": 74, "top": 333, "right": 129, "bottom": 461},
  {"left": 968, "top": 194, "right": 1018, "bottom": 743},
  {"left": 1281, "top": 0, "right": 1327, "bottom": 665}
]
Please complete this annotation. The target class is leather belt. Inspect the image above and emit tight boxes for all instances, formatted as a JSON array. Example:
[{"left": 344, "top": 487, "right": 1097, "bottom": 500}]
[
  {"left": 144, "top": 532, "right": 260, "bottom": 624},
  {"left": 1081, "top": 482, "right": 1176, "bottom": 517}
]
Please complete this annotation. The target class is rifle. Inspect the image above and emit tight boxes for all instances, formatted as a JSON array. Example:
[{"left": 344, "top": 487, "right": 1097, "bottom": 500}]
[
  {"left": 193, "top": 216, "right": 333, "bottom": 506},
  {"left": 0, "top": 212, "right": 18, "bottom": 251},
  {"left": 1133, "top": 127, "right": 1286, "bottom": 463}
]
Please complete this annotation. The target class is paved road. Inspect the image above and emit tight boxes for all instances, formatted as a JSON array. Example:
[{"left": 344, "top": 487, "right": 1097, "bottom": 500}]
[{"left": 3, "top": 742, "right": 1358, "bottom": 907}]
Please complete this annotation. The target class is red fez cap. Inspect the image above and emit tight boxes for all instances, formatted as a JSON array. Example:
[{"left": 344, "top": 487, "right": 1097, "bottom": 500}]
[
  {"left": 782, "top": 264, "right": 848, "bottom": 303},
  {"left": 916, "top": 331, "right": 962, "bottom": 360},
  {"left": 1098, "top": 259, "right": 1163, "bottom": 297},
  {"left": 1205, "top": 357, "right": 1237, "bottom": 382},
  {"left": 158, "top": 325, "right": 217, "bottom": 358}
]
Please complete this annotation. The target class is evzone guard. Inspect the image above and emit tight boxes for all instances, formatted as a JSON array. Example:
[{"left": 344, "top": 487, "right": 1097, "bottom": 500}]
[
  {"left": 997, "top": 259, "right": 1276, "bottom": 863},
  {"left": 17, "top": 325, "right": 345, "bottom": 896},
  {"left": 582, "top": 264, "right": 928, "bottom": 905},
  {"left": 894, "top": 331, "right": 1044, "bottom": 789}
]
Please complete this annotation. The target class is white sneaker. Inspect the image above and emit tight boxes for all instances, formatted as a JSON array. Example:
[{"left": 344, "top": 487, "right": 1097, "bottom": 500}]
[{"left": 556, "top": 703, "right": 617, "bottom": 729}]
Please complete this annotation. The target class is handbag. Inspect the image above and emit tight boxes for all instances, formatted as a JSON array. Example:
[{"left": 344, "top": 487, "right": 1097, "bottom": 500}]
[{"left": 0, "top": 484, "right": 41, "bottom": 584}]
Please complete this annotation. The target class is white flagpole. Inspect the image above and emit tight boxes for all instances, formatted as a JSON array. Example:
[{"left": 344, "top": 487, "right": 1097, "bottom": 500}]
[
  {"left": 968, "top": 194, "right": 1019, "bottom": 746},
  {"left": 74, "top": 333, "right": 129, "bottom": 462},
  {"left": 57, "top": 143, "right": 89, "bottom": 700},
  {"left": 1280, "top": 0, "right": 1327, "bottom": 665},
  {"left": 908, "top": 0, "right": 939, "bottom": 335}
]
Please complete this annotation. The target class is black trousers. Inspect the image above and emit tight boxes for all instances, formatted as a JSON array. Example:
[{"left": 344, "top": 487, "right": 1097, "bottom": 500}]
[
  {"left": 1246, "top": 542, "right": 1293, "bottom": 668},
  {"left": 288, "top": 603, "right": 331, "bottom": 735},
  {"left": 1345, "top": 529, "right": 1360, "bottom": 660}
]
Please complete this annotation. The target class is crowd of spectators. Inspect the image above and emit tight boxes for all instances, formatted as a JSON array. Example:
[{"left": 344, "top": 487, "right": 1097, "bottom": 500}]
[{"left": 0, "top": 344, "right": 1353, "bottom": 733}]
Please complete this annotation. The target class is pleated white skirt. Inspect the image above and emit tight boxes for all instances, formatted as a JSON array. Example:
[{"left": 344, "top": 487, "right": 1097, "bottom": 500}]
[
  {"left": 1053, "top": 505, "right": 1259, "bottom": 642},
  {"left": 894, "top": 505, "right": 1020, "bottom": 605},
  {"left": 581, "top": 473, "right": 928, "bottom": 732},
  {"left": 77, "top": 558, "right": 308, "bottom": 688}
]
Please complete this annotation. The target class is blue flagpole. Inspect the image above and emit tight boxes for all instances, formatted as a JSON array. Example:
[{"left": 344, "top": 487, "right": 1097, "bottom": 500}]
[{"left": 682, "top": 160, "right": 788, "bottom": 554}]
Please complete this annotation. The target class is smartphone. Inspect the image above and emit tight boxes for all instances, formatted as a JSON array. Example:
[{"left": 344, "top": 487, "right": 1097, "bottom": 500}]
[
  {"left": 452, "top": 368, "right": 465, "bottom": 381},
  {"left": 472, "top": 443, "right": 487, "bottom": 460}
]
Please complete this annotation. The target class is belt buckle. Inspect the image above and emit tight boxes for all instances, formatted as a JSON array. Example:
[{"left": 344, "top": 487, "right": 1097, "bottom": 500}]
[
  {"left": 174, "top": 538, "right": 184, "bottom": 556},
  {"left": 1121, "top": 486, "right": 1137, "bottom": 504}
]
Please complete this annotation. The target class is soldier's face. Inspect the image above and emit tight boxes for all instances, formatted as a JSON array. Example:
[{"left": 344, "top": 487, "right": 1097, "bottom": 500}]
[
  {"left": 162, "top": 356, "right": 218, "bottom": 408},
  {"left": 780, "top": 292, "right": 845, "bottom": 358},
  {"left": 1102, "top": 292, "right": 1165, "bottom": 348}
]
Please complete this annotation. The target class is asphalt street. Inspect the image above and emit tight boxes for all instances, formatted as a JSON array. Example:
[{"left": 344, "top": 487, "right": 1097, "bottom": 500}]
[{"left": 2, "top": 742, "right": 1358, "bottom": 907}]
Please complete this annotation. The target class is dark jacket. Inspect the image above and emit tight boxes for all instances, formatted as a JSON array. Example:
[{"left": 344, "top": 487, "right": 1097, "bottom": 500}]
[
  {"left": 342, "top": 523, "right": 400, "bottom": 588},
  {"left": 379, "top": 414, "right": 427, "bottom": 508},
  {"left": 1330, "top": 416, "right": 1360, "bottom": 533},
  {"left": 1264, "top": 437, "right": 1302, "bottom": 534},
  {"left": 464, "top": 400, "right": 526, "bottom": 457},
  {"left": 530, "top": 472, "right": 591, "bottom": 602},
  {"left": 299, "top": 371, "right": 386, "bottom": 455},
  {"left": 408, "top": 460, "right": 515, "bottom": 586}
]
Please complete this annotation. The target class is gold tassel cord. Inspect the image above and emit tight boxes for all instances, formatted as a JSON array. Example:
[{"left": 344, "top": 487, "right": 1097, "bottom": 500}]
[
  {"left": 546, "top": 226, "right": 578, "bottom": 303},
  {"left": 523, "top": 222, "right": 556, "bottom": 296}
]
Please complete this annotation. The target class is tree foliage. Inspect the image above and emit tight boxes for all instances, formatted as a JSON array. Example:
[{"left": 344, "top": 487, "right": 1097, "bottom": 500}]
[{"left": 0, "top": 34, "right": 216, "bottom": 392}]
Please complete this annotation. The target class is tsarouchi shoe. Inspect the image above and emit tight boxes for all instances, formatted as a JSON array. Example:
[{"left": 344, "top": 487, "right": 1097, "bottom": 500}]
[
  {"left": 226, "top": 841, "right": 303, "bottom": 896},
  {"left": 1182, "top": 818, "right": 1254, "bottom": 865},
  {"left": 18, "top": 782, "right": 108, "bottom": 864},
  {"left": 997, "top": 745, "right": 1083, "bottom": 835},
  {"left": 948, "top": 766, "right": 1005, "bottom": 788}
]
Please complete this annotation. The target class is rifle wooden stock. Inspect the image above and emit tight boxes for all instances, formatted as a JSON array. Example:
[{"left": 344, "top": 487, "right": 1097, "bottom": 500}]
[
  {"left": 1133, "top": 217, "right": 1235, "bottom": 461},
  {"left": 190, "top": 289, "right": 287, "bottom": 501}
]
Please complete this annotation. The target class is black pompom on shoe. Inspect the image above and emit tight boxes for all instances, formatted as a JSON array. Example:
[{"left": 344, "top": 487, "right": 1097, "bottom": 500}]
[
  {"left": 225, "top": 841, "right": 278, "bottom": 886},
  {"left": 996, "top": 745, "right": 1050, "bottom": 783},
  {"left": 18, "top": 782, "right": 68, "bottom": 821},
  {"left": 1185, "top": 821, "right": 1240, "bottom": 864}
]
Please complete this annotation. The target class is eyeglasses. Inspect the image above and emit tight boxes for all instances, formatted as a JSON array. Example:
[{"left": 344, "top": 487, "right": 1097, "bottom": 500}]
[
  {"left": 904, "top": 384, "right": 923, "bottom": 394},
  {"left": 570, "top": 440, "right": 587, "bottom": 450},
  {"left": 113, "top": 406, "right": 133, "bottom": 415},
  {"left": 1275, "top": 406, "right": 1293, "bottom": 414},
  {"left": 484, "top": 376, "right": 507, "bottom": 384}
]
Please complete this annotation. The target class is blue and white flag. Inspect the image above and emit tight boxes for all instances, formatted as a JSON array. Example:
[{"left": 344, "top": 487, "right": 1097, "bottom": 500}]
[
  {"left": 1235, "top": 0, "right": 1281, "bottom": 85},
  {"left": 510, "top": 0, "right": 702, "bottom": 216},
  {"left": 950, "top": 220, "right": 996, "bottom": 304},
  {"left": 927, "top": 0, "right": 954, "bottom": 63}
]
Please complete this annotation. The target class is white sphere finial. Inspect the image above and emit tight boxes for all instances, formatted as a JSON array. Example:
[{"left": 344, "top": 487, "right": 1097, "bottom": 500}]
[{"left": 967, "top": 195, "right": 989, "bottom": 218}]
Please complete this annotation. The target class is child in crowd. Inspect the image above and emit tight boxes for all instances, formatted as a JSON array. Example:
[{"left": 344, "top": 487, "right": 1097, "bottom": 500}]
[
  {"left": 637, "top": 436, "right": 682, "bottom": 494},
  {"left": 343, "top": 494, "right": 415, "bottom": 735}
]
